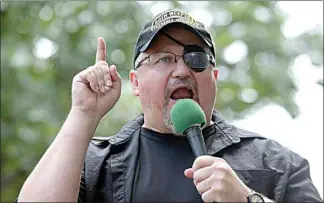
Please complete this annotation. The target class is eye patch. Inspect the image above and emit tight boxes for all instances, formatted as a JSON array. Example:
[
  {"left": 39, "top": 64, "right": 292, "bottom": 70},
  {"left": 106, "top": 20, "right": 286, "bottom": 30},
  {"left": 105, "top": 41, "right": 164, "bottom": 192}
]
[{"left": 160, "top": 31, "right": 214, "bottom": 72}]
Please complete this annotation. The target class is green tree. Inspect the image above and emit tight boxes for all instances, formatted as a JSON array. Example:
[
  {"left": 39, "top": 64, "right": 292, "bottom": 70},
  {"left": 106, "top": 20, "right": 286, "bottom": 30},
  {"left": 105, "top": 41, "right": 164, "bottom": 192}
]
[{"left": 1, "top": 1, "right": 322, "bottom": 201}]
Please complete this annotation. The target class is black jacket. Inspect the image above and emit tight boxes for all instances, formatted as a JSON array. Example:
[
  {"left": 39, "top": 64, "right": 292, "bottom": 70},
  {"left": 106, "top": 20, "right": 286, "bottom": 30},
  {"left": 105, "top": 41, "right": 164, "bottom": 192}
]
[{"left": 79, "top": 110, "right": 322, "bottom": 202}]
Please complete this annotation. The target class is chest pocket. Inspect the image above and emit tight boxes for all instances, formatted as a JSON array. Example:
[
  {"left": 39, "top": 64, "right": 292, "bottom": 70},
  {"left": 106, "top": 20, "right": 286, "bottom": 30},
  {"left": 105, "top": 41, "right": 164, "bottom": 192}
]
[{"left": 234, "top": 169, "right": 279, "bottom": 199}]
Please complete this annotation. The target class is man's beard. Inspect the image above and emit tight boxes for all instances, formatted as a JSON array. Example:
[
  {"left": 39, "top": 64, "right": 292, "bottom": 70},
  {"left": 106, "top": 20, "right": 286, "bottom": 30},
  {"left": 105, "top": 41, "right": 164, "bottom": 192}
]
[{"left": 162, "top": 78, "right": 198, "bottom": 136}]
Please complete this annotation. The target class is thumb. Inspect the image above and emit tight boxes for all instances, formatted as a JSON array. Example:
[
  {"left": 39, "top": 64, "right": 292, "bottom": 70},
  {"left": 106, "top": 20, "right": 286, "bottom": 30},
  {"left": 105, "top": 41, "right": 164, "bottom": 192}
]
[
  {"left": 109, "top": 65, "right": 122, "bottom": 83},
  {"left": 184, "top": 168, "right": 194, "bottom": 179}
]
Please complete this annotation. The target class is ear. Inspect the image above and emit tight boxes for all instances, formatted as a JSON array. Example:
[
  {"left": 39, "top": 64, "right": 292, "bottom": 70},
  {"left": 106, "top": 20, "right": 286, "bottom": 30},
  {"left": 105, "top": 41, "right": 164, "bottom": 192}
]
[
  {"left": 213, "top": 68, "right": 219, "bottom": 80},
  {"left": 129, "top": 70, "right": 139, "bottom": 96}
]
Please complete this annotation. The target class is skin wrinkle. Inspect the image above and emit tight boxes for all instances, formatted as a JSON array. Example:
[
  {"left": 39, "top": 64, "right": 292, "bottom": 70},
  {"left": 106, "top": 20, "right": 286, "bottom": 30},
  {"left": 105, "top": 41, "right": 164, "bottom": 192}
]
[{"left": 131, "top": 26, "right": 218, "bottom": 135}]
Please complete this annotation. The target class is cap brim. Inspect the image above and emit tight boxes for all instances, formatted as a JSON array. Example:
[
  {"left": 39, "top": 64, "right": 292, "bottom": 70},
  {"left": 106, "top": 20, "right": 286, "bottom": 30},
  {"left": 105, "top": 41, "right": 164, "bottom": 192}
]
[{"left": 139, "top": 22, "right": 213, "bottom": 53}]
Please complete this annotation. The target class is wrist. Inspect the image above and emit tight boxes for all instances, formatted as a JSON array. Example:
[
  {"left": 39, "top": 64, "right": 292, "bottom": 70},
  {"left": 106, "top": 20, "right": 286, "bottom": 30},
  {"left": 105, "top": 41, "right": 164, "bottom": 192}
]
[
  {"left": 242, "top": 185, "right": 252, "bottom": 202},
  {"left": 70, "top": 107, "right": 101, "bottom": 123},
  {"left": 246, "top": 189, "right": 266, "bottom": 203}
]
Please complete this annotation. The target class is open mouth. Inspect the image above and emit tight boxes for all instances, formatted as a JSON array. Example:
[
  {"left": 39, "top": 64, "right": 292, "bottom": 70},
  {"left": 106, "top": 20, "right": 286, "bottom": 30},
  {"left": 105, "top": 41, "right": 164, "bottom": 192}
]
[{"left": 170, "top": 87, "right": 194, "bottom": 101}]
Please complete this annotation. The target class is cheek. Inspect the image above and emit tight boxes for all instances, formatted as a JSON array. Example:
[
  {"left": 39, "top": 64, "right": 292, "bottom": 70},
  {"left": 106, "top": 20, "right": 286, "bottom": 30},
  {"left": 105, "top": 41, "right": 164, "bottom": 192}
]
[
  {"left": 138, "top": 72, "right": 168, "bottom": 106},
  {"left": 197, "top": 74, "right": 216, "bottom": 109}
]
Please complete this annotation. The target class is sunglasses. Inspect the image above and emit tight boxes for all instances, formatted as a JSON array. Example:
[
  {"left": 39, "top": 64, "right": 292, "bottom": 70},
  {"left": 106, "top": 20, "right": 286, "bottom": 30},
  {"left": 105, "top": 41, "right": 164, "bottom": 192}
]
[{"left": 135, "top": 51, "right": 215, "bottom": 72}]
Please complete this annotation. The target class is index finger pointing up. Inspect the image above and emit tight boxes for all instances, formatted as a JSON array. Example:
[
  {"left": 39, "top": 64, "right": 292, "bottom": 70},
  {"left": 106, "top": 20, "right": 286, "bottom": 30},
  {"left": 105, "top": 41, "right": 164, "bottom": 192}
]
[{"left": 96, "top": 37, "right": 106, "bottom": 62}]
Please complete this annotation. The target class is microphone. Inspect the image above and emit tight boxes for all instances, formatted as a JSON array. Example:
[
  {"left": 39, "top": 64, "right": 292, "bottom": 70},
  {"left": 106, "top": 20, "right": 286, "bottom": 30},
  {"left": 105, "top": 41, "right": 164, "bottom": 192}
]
[{"left": 170, "top": 99, "right": 208, "bottom": 157}]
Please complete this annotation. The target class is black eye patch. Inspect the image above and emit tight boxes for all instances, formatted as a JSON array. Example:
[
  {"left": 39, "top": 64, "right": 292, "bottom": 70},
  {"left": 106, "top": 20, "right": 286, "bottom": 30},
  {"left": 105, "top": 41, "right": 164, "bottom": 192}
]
[
  {"left": 159, "top": 31, "right": 213, "bottom": 72},
  {"left": 183, "top": 45, "right": 210, "bottom": 72},
  {"left": 183, "top": 51, "right": 210, "bottom": 72},
  {"left": 183, "top": 44, "right": 205, "bottom": 53}
]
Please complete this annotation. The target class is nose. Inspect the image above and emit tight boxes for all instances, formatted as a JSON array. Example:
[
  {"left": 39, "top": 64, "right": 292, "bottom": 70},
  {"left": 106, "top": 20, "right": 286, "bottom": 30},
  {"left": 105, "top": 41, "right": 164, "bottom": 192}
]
[{"left": 171, "top": 58, "right": 191, "bottom": 78}]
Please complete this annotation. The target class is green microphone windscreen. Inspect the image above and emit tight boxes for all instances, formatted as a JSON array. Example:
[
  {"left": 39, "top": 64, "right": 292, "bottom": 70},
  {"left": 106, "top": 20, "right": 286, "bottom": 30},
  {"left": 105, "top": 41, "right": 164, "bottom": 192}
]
[{"left": 170, "top": 99, "right": 206, "bottom": 134}]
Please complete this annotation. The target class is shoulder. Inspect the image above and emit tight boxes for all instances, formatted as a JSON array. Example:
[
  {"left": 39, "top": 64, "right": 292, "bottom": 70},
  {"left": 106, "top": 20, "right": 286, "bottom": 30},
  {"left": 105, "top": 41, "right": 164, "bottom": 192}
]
[
  {"left": 212, "top": 110, "right": 296, "bottom": 162},
  {"left": 89, "top": 136, "right": 113, "bottom": 149},
  {"left": 232, "top": 125, "right": 304, "bottom": 171},
  {"left": 233, "top": 125, "right": 292, "bottom": 155},
  {"left": 86, "top": 113, "right": 145, "bottom": 153}
]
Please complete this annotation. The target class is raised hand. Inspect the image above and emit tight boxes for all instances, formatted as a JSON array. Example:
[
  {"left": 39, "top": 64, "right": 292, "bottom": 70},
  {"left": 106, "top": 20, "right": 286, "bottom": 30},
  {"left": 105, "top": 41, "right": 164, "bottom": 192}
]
[{"left": 71, "top": 37, "right": 122, "bottom": 120}]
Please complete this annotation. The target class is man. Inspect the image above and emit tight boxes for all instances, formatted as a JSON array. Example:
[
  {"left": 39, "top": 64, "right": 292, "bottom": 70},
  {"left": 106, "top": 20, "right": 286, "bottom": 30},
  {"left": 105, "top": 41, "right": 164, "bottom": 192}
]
[{"left": 17, "top": 9, "right": 322, "bottom": 202}]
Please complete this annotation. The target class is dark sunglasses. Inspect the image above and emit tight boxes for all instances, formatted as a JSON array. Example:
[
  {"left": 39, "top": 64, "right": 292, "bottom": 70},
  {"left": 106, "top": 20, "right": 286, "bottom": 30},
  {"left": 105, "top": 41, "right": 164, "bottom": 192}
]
[{"left": 135, "top": 51, "right": 215, "bottom": 72}]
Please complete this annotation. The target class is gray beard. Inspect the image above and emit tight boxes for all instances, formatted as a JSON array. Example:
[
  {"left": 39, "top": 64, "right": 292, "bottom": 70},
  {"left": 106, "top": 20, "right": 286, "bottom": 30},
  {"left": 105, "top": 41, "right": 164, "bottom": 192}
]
[
  {"left": 163, "top": 107, "right": 180, "bottom": 136},
  {"left": 162, "top": 78, "right": 198, "bottom": 136}
]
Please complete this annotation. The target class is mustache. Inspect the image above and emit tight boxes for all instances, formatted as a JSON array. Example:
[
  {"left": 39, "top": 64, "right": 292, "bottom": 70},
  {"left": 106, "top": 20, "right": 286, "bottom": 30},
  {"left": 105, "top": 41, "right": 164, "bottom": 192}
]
[
  {"left": 163, "top": 78, "right": 198, "bottom": 135},
  {"left": 165, "top": 78, "right": 197, "bottom": 97}
]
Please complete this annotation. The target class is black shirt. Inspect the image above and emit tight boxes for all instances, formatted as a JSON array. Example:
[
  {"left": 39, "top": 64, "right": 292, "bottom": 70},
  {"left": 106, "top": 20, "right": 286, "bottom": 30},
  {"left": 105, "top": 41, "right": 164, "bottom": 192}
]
[
  {"left": 131, "top": 127, "right": 213, "bottom": 202},
  {"left": 76, "top": 112, "right": 322, "bottom": 202},
  {"left": 17, "top": 112, "right": 323, "bottom": 202}
]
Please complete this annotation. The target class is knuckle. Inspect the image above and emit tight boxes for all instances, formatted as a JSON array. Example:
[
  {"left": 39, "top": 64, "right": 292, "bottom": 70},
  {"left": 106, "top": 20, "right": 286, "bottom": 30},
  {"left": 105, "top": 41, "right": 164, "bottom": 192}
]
[
  {"left": 104, "top": 67, "right": 111, "bottom": 73},
  {"left": 214, "top": 157, "right": 225, "bottom": 163},
  {"left": 219, "top": 157, "right": 228, "bottom": 165},
  {"left": 89, "top": 71, "right": 97, "bottom": 79},
  {"left": 89, "top": 76, "right": 98, "bottom": 84},
  {"left": 96, "top": 61, "right": 108, "bottom": 67},
  {"left": 98, "top": 79, "right": 104, "bottom": 85},
  {"left": 193, "top": 170, "right": 200, "bottom": 180},
  {"left": 91, "top": 81, "right": 99, "bottom": 87},
  {"left": 211, "top": 163, "right": 218, "bottom": 171},
  {"left": 201, "top": 192, "right": 212, "bottom": 203},
  {"left": 193, "top": 179, "right": 198, "bottom": 186},
  {"left": 86, "top": 68, "right": 94, "bottom": 76},
  {"left": 211, "top": 183, "right": 221, "bottom": 193},
  {"left": 200, "top": 155, "right": 210, "bottom": 162},
  {"left": 105, "top": 74, "right": 111, "bottom": 80},
  {"left": 217, "top": 172, "right": 226, "bottom": 181},
  {"left": 222, "top": 164, "right": 231, "bottom": 173},
  {"left": 209, "top": 173, "right": 218, "bottom": 182},
  {"left": 214, "top": 162, "right": 229, "bottom": 172},
  {"left": 193, "top": 157, "right": 204, "bottom": 168},
  {"left": 93, "top": 65, "right": 102, "bottom": 73},
  {"left": 218, "top": 165, "right": 228, "bottom": 172},
  {"left": 201, "top": 192, "right": 207, "bottom": 202},
  {"left": 196, "top": 182, "right": 202, "bottom": 191}
]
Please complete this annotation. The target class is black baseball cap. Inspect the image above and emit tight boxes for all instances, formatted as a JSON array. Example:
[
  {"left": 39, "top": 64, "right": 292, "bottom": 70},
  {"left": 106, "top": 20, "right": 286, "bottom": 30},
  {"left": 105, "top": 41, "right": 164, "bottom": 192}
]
[{"left": 133, "top": 9, "right": 215, "bottom": 68}]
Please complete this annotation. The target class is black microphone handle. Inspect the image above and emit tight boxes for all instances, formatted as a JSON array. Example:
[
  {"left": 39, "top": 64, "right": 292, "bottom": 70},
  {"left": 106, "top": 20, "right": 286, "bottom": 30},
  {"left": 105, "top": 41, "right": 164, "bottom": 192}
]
[{"left": 184, "top": 126, "right": 207, "bottom": 157}]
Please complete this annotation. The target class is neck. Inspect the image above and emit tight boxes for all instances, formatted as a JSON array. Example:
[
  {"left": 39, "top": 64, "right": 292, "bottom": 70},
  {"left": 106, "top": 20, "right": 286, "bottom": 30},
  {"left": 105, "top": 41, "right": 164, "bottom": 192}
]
[
  {"left": 142, "top": 120, "right": 214, "bottom": 134},
  {"left": 142, "top": 123, "right": 170, "bottom": 134},
  {"left": 203, "top": 120, "right": 214, "bottom": 129}
]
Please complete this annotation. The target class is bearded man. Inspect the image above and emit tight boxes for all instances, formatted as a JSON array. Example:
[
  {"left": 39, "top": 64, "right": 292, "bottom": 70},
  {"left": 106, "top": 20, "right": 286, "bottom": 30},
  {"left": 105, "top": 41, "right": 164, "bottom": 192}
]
[{"left": 17, "top": 9, "right": 322, "bottom": 203}]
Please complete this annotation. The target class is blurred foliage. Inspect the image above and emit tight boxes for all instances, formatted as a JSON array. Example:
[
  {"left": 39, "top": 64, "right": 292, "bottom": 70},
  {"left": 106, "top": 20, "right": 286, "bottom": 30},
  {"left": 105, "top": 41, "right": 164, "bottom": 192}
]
[{"left": 1, "top": 1, "right": 323, "bottom": 202}]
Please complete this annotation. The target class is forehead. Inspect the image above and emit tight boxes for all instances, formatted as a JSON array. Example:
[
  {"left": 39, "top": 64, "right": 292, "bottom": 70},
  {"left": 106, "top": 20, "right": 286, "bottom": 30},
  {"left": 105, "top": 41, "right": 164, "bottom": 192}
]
[{"left": 147, "top": 26, "right": 208, "bottom": 53}]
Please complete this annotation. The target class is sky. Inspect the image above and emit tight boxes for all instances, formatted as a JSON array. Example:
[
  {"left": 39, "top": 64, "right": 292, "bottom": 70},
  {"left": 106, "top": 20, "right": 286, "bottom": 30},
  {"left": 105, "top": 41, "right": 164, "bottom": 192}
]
[{"left": 232, "top": 1, "right": 323, "bottom": 198}]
